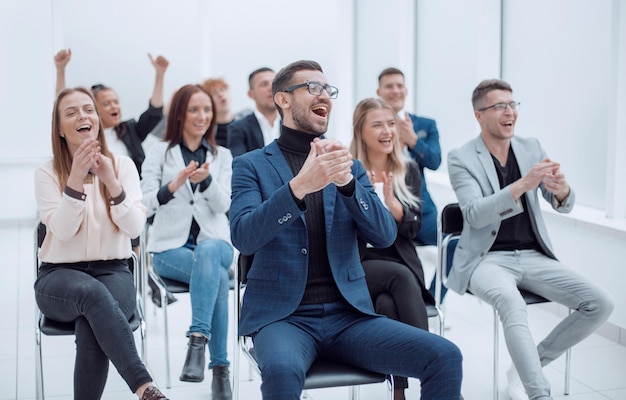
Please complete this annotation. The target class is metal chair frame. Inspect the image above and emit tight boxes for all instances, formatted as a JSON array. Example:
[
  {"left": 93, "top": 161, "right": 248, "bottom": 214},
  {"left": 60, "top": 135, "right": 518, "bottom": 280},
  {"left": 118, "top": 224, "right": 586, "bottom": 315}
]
[
  {"left": 232, "top": 254, "right": 394, "bottom": 400},
  {"left": 34, "top": 222, "right": 146, "bottom": 400},
  {"left": 437, "top": 203, "right": 571, "bottom": 400}
]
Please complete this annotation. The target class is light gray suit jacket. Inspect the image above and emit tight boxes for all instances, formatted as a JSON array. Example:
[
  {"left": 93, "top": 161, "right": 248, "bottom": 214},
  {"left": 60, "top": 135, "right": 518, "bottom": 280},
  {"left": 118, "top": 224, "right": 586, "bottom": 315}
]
[
  {"left": 141, "top": 141, "right": 232, "bottom": 253},
  {"left": 446, "top": 135, "right": 575, "bottom": 294}
]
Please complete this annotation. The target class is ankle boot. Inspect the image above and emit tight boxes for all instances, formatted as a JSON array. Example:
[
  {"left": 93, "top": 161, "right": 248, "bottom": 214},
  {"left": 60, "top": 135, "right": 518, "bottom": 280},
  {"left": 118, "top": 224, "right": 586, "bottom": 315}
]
[
  {"left": 211, "top": 365, "right": 232, "bottom": 400},
  {"left": 180, "top": 335, "right": 207, "bottom": 382}
]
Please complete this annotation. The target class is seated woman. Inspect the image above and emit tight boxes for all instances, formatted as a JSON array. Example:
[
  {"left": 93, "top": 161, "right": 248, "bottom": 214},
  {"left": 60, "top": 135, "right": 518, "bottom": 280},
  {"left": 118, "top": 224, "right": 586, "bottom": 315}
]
[
  {"left": 140, "top": 84, "right": 233, "bottom": 400},
  {"left": 34, "top": 87, "right": 168, "bottom": 400},
  {"left": 54, "top": 48, "right": 176, "bottom": 307},
  {"left": 350, "top": 97, "right": 435, "bottom": 400}
]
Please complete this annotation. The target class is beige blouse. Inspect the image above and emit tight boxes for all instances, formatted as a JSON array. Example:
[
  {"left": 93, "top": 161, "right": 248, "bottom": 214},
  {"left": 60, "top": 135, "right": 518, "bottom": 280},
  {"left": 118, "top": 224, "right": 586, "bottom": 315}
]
[{"left": 34, "top": 155, "right": 146, "bottom": 263}]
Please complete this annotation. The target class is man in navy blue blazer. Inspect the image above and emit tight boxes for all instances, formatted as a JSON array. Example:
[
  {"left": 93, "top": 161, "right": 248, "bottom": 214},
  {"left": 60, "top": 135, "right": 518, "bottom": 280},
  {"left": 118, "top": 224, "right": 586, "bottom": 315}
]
[
  {"left": 230, "top": 60, "right": 462, "bottom": 400},
  {"left": 227, "top": 67, "right": 280, "bottom": 157}
]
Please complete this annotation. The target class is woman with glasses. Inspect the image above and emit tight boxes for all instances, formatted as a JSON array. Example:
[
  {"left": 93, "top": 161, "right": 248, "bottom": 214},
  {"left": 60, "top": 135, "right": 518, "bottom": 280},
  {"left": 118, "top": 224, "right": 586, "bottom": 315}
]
[
  {"left": 34, "top": 87, "right": 169, "bottom": 400},
  {"left": 140, "top": 84, "right": 234, "bottom": 400},
  {"left": 350, "top": 97, "right": 436, "bottom": 400}
]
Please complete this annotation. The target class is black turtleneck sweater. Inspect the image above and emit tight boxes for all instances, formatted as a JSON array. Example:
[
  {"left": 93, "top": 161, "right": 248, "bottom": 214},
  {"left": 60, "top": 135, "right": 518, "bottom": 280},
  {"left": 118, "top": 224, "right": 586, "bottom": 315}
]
[{"left": 277, "top": 126, "right": 355, "bottom": 305}]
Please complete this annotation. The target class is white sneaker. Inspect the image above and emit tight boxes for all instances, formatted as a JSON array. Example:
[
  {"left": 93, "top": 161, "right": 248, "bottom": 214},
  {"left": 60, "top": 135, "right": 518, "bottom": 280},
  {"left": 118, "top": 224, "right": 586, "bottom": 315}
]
[{"left": 506, "top": 364, "right": 527, "bottom": 400}]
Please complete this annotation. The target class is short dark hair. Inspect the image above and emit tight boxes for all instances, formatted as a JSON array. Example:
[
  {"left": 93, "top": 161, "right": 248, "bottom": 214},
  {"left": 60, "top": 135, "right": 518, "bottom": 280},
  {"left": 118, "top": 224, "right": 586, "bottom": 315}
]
[
  {"left": 272, "top": 60, "right": 323, "bottom": 118},
  {"left": 248, "top": 67, "right": 274, "bottom": 89},
  {"left": 378, "top": 67, "right": 404, "bottom": 84},
  {"left": 472, "top": 79, "right": 513, "bottom": 110}
]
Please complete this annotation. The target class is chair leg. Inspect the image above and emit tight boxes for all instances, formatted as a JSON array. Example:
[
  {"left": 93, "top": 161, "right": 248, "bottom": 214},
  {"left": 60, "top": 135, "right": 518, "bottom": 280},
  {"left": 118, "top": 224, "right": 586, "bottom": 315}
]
[
  {"left": 35, "top": 324, "right": 44, "bottom": 400},
  {"left": 163, "top": 289, "right": 171, "bottom": 389},
  {"left": 493, "top": 308, "right": 499, "bottom": 400},
  {"left": 233, "top": 335, "right": 241, "bottom": 400},
  {"left": 436, "top": 307, "right": 444, "bottom": 336},
  {"left": 564, "top": 308, "right": 573, "bottom": 395},
  {"left": 349, "top": 385, "right": 359, "bottom": 400}
]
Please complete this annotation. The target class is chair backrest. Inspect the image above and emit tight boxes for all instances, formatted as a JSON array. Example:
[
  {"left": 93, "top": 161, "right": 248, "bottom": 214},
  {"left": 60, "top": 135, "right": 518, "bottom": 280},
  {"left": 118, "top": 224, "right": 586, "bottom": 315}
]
[
  {"left": 237, "top": 253, "right": 254, "bottom": 285},
  {"left": 435, "top": 203, "right": 463, "bottom": 305},
  {"left": 441, "top": 203, "right": 463, "bottom": 236}
]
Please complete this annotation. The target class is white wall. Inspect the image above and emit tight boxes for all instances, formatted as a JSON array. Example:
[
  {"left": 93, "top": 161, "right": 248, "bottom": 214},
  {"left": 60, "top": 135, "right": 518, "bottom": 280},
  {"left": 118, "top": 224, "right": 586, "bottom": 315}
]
[{"left": 1, "top": 0, "right": 624, "bottom": 334}]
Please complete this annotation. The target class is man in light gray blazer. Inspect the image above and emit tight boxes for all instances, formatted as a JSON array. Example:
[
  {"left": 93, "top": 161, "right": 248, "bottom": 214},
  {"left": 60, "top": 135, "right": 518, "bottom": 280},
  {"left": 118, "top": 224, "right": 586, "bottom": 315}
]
[{"left": 447, "top": 79, "right": 613, "bottom": 400}]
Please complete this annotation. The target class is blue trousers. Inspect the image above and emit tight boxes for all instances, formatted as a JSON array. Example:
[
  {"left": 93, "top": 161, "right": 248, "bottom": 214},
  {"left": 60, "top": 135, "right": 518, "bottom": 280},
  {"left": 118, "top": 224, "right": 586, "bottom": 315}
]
[
  {"left": 153, "top": 238, "right": 233, "bottom": 367},
  {"left": 34, "top": 260, "right": 151, "bottom": 399},
  {"left": 252, "top": 301, "right": 463, "bottom": 400}
]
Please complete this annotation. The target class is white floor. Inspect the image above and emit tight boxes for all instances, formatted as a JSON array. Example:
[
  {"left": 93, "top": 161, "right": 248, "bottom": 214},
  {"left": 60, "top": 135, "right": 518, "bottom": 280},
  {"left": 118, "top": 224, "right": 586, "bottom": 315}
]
[{"left": 2, "top": 220, "right": 626, "bottom": 400}]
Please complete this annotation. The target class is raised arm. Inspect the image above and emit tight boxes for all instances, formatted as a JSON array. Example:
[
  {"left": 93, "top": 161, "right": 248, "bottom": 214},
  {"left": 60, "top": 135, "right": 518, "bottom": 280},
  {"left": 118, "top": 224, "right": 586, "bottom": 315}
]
[
  {"left": 148, "top": 53, "right": 169, "bottom": 108},
  {"left": 53, "top": 49, "right": 72, "bottom": 95}
]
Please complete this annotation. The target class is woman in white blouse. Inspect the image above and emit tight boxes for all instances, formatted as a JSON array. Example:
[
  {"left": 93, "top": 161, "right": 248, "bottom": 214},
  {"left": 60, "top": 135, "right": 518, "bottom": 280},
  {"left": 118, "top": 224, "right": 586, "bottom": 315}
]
[
  {"left": 141, "top": 84, "right": 233, "bottom": 400},
  {"left": 34, "top": 87, "right": 168, "bottom": 400}
]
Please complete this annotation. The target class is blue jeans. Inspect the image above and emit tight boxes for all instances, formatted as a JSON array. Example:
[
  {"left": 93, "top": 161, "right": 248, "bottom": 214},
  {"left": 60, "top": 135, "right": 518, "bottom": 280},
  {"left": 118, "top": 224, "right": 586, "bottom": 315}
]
[
  {"left": 468, "top": 250, "right": 614, "bottom": 400},
  {"left": 152, "top": 238, "right": 233, "bottom": 367},
  {"left": 252, "top": 301, "right": 463, "bottom": 400},
  {"left": 34, "top": 260, "right": 151, "bottom": 399}
]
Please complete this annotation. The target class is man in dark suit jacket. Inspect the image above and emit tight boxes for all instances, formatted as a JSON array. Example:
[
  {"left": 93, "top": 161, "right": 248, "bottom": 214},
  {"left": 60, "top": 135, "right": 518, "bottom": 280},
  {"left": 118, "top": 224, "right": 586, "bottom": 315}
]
[
  {"left": 230, "top": 60, "right": 463, "bottom": 400},
  {"left": 227, "top": 67, "right": 280, "bottom": 157}
]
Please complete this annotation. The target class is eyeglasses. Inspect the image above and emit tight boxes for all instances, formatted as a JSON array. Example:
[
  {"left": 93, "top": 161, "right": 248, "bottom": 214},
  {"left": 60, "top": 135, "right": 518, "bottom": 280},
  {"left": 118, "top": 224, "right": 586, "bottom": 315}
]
[
  {"left": 282, "top": 81, "right": 339, "bottom": 99},
  {"left": 478, "top": 101, "right": 520, "bottom": 112}
]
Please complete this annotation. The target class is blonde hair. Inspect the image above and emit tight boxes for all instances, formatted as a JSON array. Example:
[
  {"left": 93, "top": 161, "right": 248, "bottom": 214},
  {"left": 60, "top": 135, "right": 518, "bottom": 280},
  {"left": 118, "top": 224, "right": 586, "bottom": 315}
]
[
  {"left": 51, "top": 87, "right": 118, "bottom": 225},
  {"left": 350, "top": 97, "right": 420, "bottom": 209}
]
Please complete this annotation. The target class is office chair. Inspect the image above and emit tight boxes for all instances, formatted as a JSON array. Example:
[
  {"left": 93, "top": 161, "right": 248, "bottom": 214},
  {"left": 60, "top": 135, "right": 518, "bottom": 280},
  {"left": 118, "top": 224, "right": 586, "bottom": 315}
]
[
  {"left": 437, "top": 203, "right": 571, "bottom": 400},
  {"left": 34, "top": 222, "right": 146, "bottom": 400},
  {"left": 232, "top": 254, "right": 394, "bottom": 400}
]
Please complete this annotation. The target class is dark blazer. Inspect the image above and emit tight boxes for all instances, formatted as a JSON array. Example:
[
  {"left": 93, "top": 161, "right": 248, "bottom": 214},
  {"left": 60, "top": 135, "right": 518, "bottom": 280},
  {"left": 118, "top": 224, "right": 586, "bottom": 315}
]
[
  {"left": 116, "top": 103, "right": 163, "bottom": 172},
  {"left": 227, "top": 113, "right": 265, "bottom": 157},
  {"left": 360, "top": 161, "right": 434, "bottom": 306},
  {"left": 230, "top": 141, "right": 398, "bottom": 336}
]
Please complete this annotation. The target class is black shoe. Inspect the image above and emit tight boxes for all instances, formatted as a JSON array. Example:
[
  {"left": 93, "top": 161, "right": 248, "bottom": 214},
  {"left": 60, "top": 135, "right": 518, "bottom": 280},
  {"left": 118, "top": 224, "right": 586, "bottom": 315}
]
[
  {"left": 149, "top": 277, "right": 178, "bottom": 308},
  {"left": 211, "top": 365, "right": 232, "bottom": 400},
  {"left": 180, "top": 335, "right": 207, "bottom": 382}
]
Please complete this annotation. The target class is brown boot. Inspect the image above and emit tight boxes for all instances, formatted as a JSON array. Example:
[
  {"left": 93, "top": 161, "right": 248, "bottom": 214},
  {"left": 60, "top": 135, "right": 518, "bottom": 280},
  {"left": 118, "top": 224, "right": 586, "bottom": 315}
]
[
  {"left": 142, "top": 386, "right": 169, "bottom": 400},
  {"left": 211, "top": 365, "right": 232, "bottom": 400}
]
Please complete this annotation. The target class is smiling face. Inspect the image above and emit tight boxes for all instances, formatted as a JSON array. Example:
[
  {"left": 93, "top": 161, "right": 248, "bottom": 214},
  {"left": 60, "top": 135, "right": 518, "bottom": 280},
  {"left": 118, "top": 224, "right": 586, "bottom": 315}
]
[
  {"left": 94, "top": 89, "right": 121, "bottom": 128},
  {"left": 361, "top": 107, "right": 397, "bottom": 157},
  {"left": 57, "top": 91, "right": 100, "bottom": 155},
  {"left": 279, "top": 69, "right": 332, "bottom": 136},
  {"left": 377, "top": 73, "right": 407, "bottom": 113},
  {"left": 182, "top": 91, "right": 214, "bottom": 143},
  {"left": 475, "top": 89, "right": 517, "bottom": 142}
]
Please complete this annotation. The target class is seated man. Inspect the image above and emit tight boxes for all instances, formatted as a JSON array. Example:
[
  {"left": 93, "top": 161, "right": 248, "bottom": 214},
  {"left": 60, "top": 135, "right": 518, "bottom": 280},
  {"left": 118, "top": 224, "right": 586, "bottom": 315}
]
[
  {"left": 446, "top": 78, "right": 614, "bottom": 400},
  {"left": 230, "top": 59, "right": 463, "bottom": 400}
]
